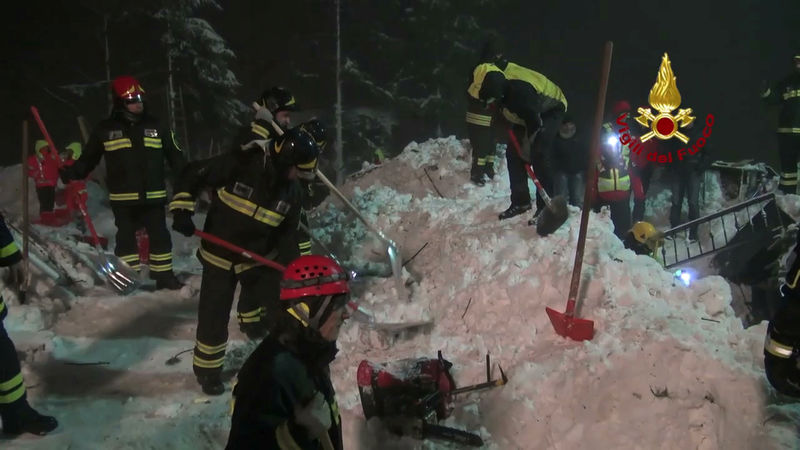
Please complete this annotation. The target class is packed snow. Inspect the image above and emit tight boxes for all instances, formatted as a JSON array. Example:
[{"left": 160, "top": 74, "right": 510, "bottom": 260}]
[{"left": 0, "top": 137, "right": 798, "bottom": 449}]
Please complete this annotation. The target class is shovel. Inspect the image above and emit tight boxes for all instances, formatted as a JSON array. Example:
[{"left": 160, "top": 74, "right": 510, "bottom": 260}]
[
  {"left": 506, "top": 128, "right": 568, "bottom": 236},
  {"left": 546, "top": 41, "right": 614, "bottom": 341},
  {"left": 314, "top": 169, "right": 406, "bottom": 299},
  {"left": 77, "top": 203, "right": 139, "bottom": 295}
]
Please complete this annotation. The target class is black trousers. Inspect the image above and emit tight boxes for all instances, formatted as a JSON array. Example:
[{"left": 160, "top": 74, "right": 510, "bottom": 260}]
[
  {"left": 631, "top": 165, "right": 655, "bottom": 223},
  {"left": 669, "top": 169, "right": 701, "bottom": 239},
  {"left": 466, "top": 101, "right": 495, "bottom": 177},
  {"left": 111, "top": 203, "right": 173, "bottom": 275},
  {"left": 0, "top": 305, "right": 28, "bottom": 420},
  {"left": 778, "top": 133, "right": 800, "bottom": 194},
  {"left": 193, "top": 263, "right": 282, "bottom": 378},
  {"left": 35, "top": 186, "right": 55, "bottom": 214},
  {"left": 505, "top": 106, "right": 564, "bottom": 210}
]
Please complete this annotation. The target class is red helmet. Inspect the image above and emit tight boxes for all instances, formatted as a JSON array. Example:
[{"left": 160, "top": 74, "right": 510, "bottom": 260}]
[
  {"left": 612, "top": 100, "right": 631, "bottom": 116},
  {"left": 111, "top": 75, "right": 145, "bottom": 101},
  {"left": 280, "top": 255, "right": 349, "bottom": 300}
]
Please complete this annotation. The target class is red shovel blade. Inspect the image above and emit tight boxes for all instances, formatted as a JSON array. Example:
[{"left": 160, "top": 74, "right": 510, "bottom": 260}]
[{"left": 545, "top": 306, "right": 595, "bottom": 341}]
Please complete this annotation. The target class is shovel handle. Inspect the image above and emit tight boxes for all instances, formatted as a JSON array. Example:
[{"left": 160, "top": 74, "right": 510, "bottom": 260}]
[
  {"left": 30, "top": 106, "right": 64, "bottom": 167},
  {"left": 78, "top": 203, "right": 103, "bottom": 249},
  {"left": 193, "top": 230, "right": 286, "bottom": 272}
]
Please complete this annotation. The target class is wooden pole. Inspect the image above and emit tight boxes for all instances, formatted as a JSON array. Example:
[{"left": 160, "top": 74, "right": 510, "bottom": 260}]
[{"left": 21, "top": 120, "right": 30, "bottom": 302}]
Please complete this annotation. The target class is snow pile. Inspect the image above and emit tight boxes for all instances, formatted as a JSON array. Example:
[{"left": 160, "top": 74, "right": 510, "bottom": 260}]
[{"left": 0, "top": 137, "right": 798, "bottom": 449}]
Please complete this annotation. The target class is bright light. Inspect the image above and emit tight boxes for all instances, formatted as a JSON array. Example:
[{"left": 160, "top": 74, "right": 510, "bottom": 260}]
[
  {"left": 606, "top": 136, "right": 617, "bottom": 146},
  {"left": 674, "top": 269, "right": 693, "bottom": 287}
]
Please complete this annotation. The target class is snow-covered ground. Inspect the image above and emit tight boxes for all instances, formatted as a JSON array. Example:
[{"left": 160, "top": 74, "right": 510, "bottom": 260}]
[{"left": 0, "top": 137, "right": 798, "bottom": 449}]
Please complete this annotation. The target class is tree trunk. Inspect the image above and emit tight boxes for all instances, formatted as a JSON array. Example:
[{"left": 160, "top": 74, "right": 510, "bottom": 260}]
[{"left": 334, "top": 0, "right": 344, "bottom": 185}]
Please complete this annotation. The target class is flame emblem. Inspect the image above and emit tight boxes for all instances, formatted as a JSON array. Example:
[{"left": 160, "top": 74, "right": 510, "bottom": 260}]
[{"left": 635, "top": 53, "right": 695, "bottom": 143}]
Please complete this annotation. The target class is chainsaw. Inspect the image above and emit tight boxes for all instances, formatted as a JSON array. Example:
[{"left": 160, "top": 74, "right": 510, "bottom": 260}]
[{"left": 357, "top": 351, "right": 508, "bottom": 447}]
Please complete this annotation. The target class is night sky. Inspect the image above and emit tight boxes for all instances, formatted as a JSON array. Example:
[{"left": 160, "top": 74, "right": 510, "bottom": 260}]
[{"left": 1, "top": 0, "right": 798, "bottom": 167}]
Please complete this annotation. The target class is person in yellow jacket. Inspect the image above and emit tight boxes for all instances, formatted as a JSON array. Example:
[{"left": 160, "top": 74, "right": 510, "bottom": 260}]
[
  {"left": 466, "top": 36, "right": 505, "bottom": 186},
  {"left": 594, "top": 128, "right": 632, "bottom": 239}
]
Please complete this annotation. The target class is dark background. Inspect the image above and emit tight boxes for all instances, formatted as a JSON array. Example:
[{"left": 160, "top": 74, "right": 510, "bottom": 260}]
[{"left": 1, "top": 0, "right": 798, "bottom": 170}]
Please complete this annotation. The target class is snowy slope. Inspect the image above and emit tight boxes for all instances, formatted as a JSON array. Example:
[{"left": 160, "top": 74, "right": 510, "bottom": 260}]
[{"left": 0, "top": 138, "right": 798, "bottom": 449}]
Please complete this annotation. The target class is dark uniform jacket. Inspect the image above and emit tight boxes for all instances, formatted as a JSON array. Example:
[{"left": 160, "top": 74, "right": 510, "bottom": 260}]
[
  {"left": 497, "top": 61, "right": 568, "bottom": 132},
  {"left": 553, "top": 132, "right": 588, "bottom": 175},
  {"left": 169, "top": 145, "right": 302, "bottom": 272},
  {"left": 763, "top": 71, "right": 800, "bottom": 134},
  {"left": 0, "top": 214, "right": 22, "bottom": 322},
  {"left": 226, "top": 334, "right": 343, "bottom": 450},
  {"left": 68, "top": 109, "right": 185, "bottom": 205}
]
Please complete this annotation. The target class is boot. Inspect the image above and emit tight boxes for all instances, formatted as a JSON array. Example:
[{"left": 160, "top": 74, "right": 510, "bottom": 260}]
[
  {"left": 470, "top": 173, "right": 486, "bottom": 186},
  {"left": 2, "top": 405, "right": 58, "bottom": 436},
  {"left": 240, "top": 321, "right": 268, "bottom": 341},
  {"left": 484, "top": 163, "right": 495, "bottom": 180},
  {"left": 527, "top": 208, "right": 543, "bottom": 226},
  {"left": 498, "top": 203, "right": 532, "bottom": 221},
  {"left": 152, "top": 271, "right": 183, "bottom": 291},
  {"left": 197, "top": 374, "right": 225, "bottom": 396}
]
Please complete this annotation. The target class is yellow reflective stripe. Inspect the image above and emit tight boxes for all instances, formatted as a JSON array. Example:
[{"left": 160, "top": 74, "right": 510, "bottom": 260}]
[
  {"left": 149, "top": 252, "right": 171, "bottom": 262},
  {"left": 781, "top": 178, "right": 799, "bottom": 186},
  {"left": 253, "top": 207, "right": 284, "bottom": 227},
  {"left": 0, "top": 241, "right": 19, "bottom": 258},
  {"left": 146, "top": 190, "right": 167, "bottom": 200},
  {"left": 103, "top": 138, "right": 133, "bottom": 151},
  {"left": 173, "top": 192, "right": 192, "bottom": 200},
  {"left": 119, "top": 254, "right": 140, "bottom": 263},
  {"left": 143, "top": 137, "right": 163, "bottom": 148},
  {"left": 169, "top": 200, "right": 195, "bottom": 211},
  {"left": 782, "top": 90, "right": 800, "bottom": 100},
  {"left": 196, "top": 341, "right": 227, "bottom": 354},
  {"left": 476, "top": 157, "right": 486, "bottom": 166},
  {"left": 276, "top": 421, "right": 303, "bottom": 450},
  {"left": 298, "top": 241, "right": 312, "bottom": 250},
  {"left": 0, "top": 373, "right": 23, "bottom": 392},
  {"left": 465, "top": 111, "right": 492, "bottom": 126},
  {"left": 765, "top": 335, "right": 794, "bottom": 358},
  {"left": 331, "top": 396, "right": 340, "bottom": 425},
  {"left": 287, "top": 303, "right": 310, "bottom": 327},
  {"left": 192, "top": 355, "right": 225, "bottom": 368},
  {"left": 239, "top": 316, "right": 260, "bottom": 323},
  {"left": 234, "top": 261, "right": 260, "bottom": 274},
  {"left": 778, "top": 127, "right": 800, "bottom": 133},
  {"left": 129, "top": 264, "right": 142, "bottom": 271},
  {"left": 217, "top": 188, "right": 258, "bottom": 217},
  {"left": 199, "top": 248, "right": 233, "bottom": 270},
  {"left": 787, "top": 267, "right": 800, "bottom": 289},
  {"left": 149, "top": 262, "right": 173, "bottom": 272},
  {"left": 251, "top": 122, "right": 270, "bottom": 138},
  {"left": 486, "top": 155, "right": 495, "bottom": 163},
  {"left": 0, "top": 300, "right": 5, "bottom": 316},
  {"left": 297, "top": 158, "right": 317, "bottom": 170},
  {"left": 0, "top": 382, "right": 25, "bottom": 404},
  {"left": 238, "top": 308, "right": 262, "bottom": 318},
  {"left": 109, "top": 192, "right": 140, "bottom": 201}
]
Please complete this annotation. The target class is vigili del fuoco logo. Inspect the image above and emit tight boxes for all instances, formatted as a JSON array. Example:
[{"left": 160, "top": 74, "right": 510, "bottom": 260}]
[{"left": 615, "top": 53, "right": 715, "bottom": 164}]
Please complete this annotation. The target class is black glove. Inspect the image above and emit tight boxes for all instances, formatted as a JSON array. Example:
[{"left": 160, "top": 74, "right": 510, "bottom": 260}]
[
  {"left": 171, "top": 209, "right": 196, "bottom": 237},
  {"left": 59, "top": 166, "right": 74, "bottom": 184}
]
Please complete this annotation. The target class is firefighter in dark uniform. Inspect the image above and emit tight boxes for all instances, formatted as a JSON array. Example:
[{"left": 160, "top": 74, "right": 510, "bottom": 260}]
[
  {"left": 169, "top": 128, "right": 320, "bottom": 395},
  {"left": 466, "top": 36, "right": 504, "bottom": 186},
  {"left": 762, "top": 52, "right": 800, "bottom": 194},
  {"left": 60, "top": 75, "right": 186, "bottom": 290},
  {"left": 226, "top": 254, "right": 349, "bottom": 450},
  {"left": 483, "top": 60, "right": 568, "bottom": 222},
  {"left": 0, "top": 214, "right": 58, "bottom": 436},
  {"left": 295, "top": 119, "right": 330, "bottom": 257},
  {"left": 765, "top": 227, "right": 800, "bottom": 397},
  {"left": 236, "top": 86, "right": 297, "bottom": 148}
]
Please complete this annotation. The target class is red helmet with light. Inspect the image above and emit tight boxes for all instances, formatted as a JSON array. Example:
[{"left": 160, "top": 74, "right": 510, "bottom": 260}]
[{"left": 111, "top": 75, "right": 146, "bottom": 102}]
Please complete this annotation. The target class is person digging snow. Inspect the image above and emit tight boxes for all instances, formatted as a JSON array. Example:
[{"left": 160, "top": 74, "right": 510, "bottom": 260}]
[
  {"left": 0, "top": 213, "right": 58, "bottom": 436},
  {"left": 59, "top": 75, "right": 187, "bottom": 290},
  {"left": 766, "top": 226, "right": 800, "bottom": 397},
  {"left": 226, "top": 254, "right": 349, "bottom": 450},
  {"left": 169, "top": 127, "right": 320, "bottom": 396}
]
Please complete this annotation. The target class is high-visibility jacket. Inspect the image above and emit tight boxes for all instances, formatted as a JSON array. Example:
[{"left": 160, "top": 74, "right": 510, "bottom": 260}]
[
  {"left": 68, "top": 109, "right": 186, "bottom": 205},
  {"left": 499, "top": 61, "right": 567, "bottom": 129},
  {"left": 169, "top": 145, "right": 302, "bottom": 273},
  {"left": 762, "top": 72, "right": 800, "bottom": 134}
]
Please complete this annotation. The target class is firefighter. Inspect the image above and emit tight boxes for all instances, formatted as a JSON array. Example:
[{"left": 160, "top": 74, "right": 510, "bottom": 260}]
[
  {"left": 0, "top": 213, "right": 58, "bottom": 436},
  {"left": 236, "top": 86, "right": 298, "bottom": 148},
  {"left": 623, "top": 221, "right": 664, "bottom": 262},
  {"left": 489, "top": 60, "right": 568, "bottom": 222},
  {"left": 596, "top": 112, "right": 632, "bottom": 239},
  {"left": 226, "top": 254, "right": 349, "bottom": 450},
  {"left": 466, "top": 35, "right": 505, "bottom": 186},
  {"left": 765, "top": 229, "right": 800, "bottom": 397},
  {"left": 59, "top": 75, "right": 186, "bottom": 290},
  {"left": 26, "top": 139, "right": 60, "bottom": 224},
  {"left": 762, "top": 52, "right": 800, "bottom": 194},
  {"left": 169, "top": 128, "right": 320, "bottom": 395},
  {"left": 295, "top": 119, "right": 330, "bottom": 257}
]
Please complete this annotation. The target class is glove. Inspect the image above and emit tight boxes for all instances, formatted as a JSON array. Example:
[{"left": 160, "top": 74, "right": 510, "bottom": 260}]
[
  {"left": 294, "top": 391, "right": 332, "bottom": 437},
  {"left": 59, "top": 166, "right": 73, "bottom": 184},
  {"left": 254, "top": 105, "right": 274, "bottom": 123},
  {"left": 171, "top": 209, "right": 196, "bottom": 237}
]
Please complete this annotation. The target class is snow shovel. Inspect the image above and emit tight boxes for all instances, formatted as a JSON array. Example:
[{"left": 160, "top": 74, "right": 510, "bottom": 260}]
[
  {"left": 506, "top": 128, "right": 568, "bottom": 236},
  {"left": 546, "top": 41, "right": 613, "bottom": 341},
  {"left": 314, "top": 169, "right": 406, "bottom": 299},
  {"left": 77, "top": 203, "right": 139, "bottom": 295}
]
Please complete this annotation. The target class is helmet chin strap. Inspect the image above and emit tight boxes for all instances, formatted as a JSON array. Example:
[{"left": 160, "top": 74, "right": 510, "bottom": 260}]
[{"left": 291, "top": 295, "right": 334, "bottom": 329}]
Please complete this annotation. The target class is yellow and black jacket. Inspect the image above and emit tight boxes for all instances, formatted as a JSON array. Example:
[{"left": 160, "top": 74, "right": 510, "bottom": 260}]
[
  {"left": 762, "top": 72, "right": 800, "bottom": 134},
  {"left": 170, "top": 146, "right": 302, "bottom": 272},
  {"left": 234, "top": 118, "right": 286, "bottom": 149},
  {"left": 226, "top": 334, "right": 343, "bottom": 450},
  {"left": 498, "top": 61, "right": 568, "bottom": 129},
  {"left": 69, "top": 110, "right": 186, "bottom": 205}
]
